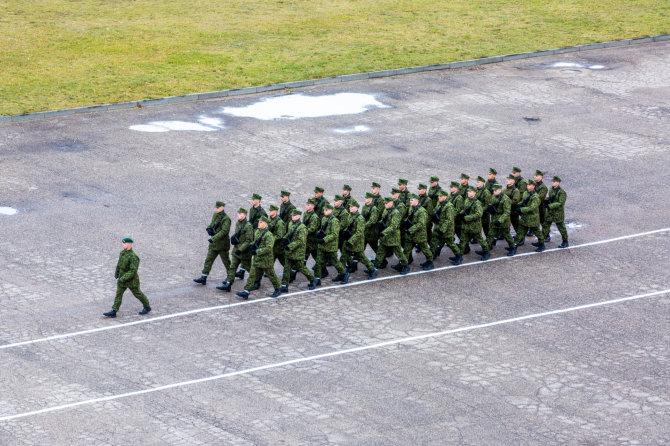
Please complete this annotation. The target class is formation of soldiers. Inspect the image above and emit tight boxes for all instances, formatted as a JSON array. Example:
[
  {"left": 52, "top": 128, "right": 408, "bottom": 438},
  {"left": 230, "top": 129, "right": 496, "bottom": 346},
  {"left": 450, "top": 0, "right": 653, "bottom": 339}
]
[{"left": 193, "top": 167, "right": 569, "bottom": 299}]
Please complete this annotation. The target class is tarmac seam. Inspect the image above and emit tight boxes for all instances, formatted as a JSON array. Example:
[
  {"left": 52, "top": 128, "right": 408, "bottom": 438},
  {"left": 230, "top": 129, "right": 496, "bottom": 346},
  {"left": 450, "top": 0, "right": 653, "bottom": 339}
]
[
  {"left": 1, "top": 34, "right": 668, "bottom": 123},
  {"left": 1, "top": 287, "right": 668, "bottom": 423},
  {"left": 1, "top": 226, "right": 668, "bottom": 351}
]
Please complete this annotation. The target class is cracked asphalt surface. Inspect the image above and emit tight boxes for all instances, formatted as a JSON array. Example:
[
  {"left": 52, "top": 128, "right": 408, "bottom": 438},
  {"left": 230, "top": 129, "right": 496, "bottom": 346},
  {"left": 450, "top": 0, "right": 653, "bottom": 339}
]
[{"left": 1, "top": 41, "right": 669, "bottom": 445}]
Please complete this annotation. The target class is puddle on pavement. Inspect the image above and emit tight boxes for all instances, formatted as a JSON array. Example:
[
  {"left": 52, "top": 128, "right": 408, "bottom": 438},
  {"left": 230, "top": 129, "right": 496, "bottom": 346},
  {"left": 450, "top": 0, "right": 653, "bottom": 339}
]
[
  {"left": 0, "top": 207, "right": 19, "bottom": 216},
  {"left": 333, "top": 125, "right": 370, "bottom": 134},
  {"left": 130, "top": 116, "right": 224, "bottom": 132},
  {"left": 561, "top": 69, "right": 581, "bottom": 74}
]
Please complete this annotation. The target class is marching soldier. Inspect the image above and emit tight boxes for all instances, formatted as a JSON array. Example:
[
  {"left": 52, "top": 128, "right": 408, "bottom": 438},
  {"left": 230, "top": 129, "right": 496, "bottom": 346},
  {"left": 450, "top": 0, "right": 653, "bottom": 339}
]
[
  {"left": 485, "top": 168, "right": 498, "bottom": 193},
  {"left": 341, "top": 184, "right": 353, "bottom": 208},
  {"left": 362, "top": 192, "right": 381, "bottom": 256},
  {"left": 542, "top": 176, "right": 569, "bottom": 248},
  {"left": 280, "top": 210, "right": 318, "bottom": 293},
  {"left": 458, "top": 173, "right": 470, "bottom": 199},
  {"left": 457, "top": 187, "right": 490, "bottom": 261},
  {"left": 428, "top": 176, "right": 442, "bottom": 208},
  {"left": 236, "top": 216, "right": 282, "bottom": 299},
  {"left": 402, "top": 194, "right": 434, "bottom": 270},
  {"left": 513, "top": 180, "right": 546, "bottom": 252},
  {"left": 370, "top": 181, "right": 384, "bottom": 213},
  {"left": 374, "top": 198, "right": 409, "bottom": 275},
  {"left": 339, "top": 199, "right": 377, "bottom": 280},
  {"left": 511, "top": 167, "right": 527, "bottom": 196},
  {"left": 534, "top": 170, "right": 548, "bottom": 230},
  {"left": 333, "top": 194, "right": 351, "bottom": 251},
  {"left": 448, "top": 181, "right": 465, "bottom": 246},
  {"left": 475, "top": 176, "right": 492, "bottom": 236},
  {"left": 249, "top": 193, "right": 267, "bottom": 228},
  {"left": 313, "top": 204, "right": 349, "bottom": 285},
  {"left": 431, "top": 190, "right": 461, "bottom": 265},
  {"left": 194, "top": 201, "right": 231, "bottom": 285},
  {"left": 505, "top": 174, "right": 522, "bottom": 234},
  {"left": 104, "top": 238, "right": 151, "bottom": 318},
  {"left": 217, "top": 208, "right": 254, "bottom": 292},
  {"left": 268, "top": 204, "right": 286, "bottom": 266},
  {"left": 279, "top": 190, "right": 296, "bottom": 225},
  {"left": 313, "top": 186, "right": 329, "bottom": 217},
  {"left": 417, "top": 183, "right": 435, "bottom": 245},
  {"left": 397, "top": 178, "right": 410, "bottom": 205},
  {"left": 303, "top": 198, "right": 321, "bottom": 265},
  {"left": 486, "top": 184, "right": 516, "bottom": 256}
]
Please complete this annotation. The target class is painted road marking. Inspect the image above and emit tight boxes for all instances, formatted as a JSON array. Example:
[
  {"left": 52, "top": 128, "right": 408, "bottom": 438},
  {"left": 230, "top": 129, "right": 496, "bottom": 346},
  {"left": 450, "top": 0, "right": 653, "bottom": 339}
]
[
  {"left": 1, "top": 288, "right": 667, "bottom": 423},
  {"left": 1, "top": 227, "right": 668, "bottom": 351}
]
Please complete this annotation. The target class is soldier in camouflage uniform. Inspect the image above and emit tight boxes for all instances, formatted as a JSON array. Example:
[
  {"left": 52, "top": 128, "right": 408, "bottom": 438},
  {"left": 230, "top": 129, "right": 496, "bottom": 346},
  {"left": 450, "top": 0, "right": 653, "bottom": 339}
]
[
  {"left": 448, "top": 181, "right": 465, "bottom": 247},
  {"left": 268, "top": 204, "right": 286, "bottom": 266},
  {"left": 339, "top": 199, "right": 377, "bottom": 280},
  {"left": 510, "top": 167, "right": 527, "bottom": 235},
  {"left": 427, "top": 176, "right": 442, "bottom": 208},
  {"left": 485, "top": 168, "right": 498, "bottom": 193},
  {"left": 475, "top": 176, "right": 492, "bottom": 237},
  {"left": 370, "top": 182, "right": 384, "bottom": 214},
  {"left": 341, "top": 184, "right": 353, "bottom": 208},
  {"left": 397, "top": 178, "right": 410, "bottom": 205},
  {"left": 104, "top": 238, "right": 151, "bottom": 317},
  {"left": 303, "top": 198, "right": 321, "bottom": 265},
  {"left": 505, "top": 174, "right": 522, "bottom": 234},
  {"left": 458, "top": 173, "right": 470, "bottom": 199},
  {"left": 417, "top": 183, "right": 435, "bottom": 246},
  {"left": 542, "top": 176, "right": 569, "bottom": 248},
  {"left": 217, "top": 208, "right": 254, "bottom": 291},
  {"left": 486, "top": 184, "right": 516, "bottom": 256},
  {"left": 279, "top": 190, "right": 296, "bottom": 225},
  {"left": 430, "top": 190, "right": 461, "bottom": 265},
  {"left": 391, "top": 187, "right": 409, "bottom": 256},
  {"left": 362, "top": 192, "right": 381, "bottom": 257},
  {"left": 402, "top": 194, "right": 434, "bottom": 270},
  {"left": 513, "top": 180, "right": 546, "bottom": 252},
  {"left": 533, "top": 170, "right": 548, "bottom": 232},
  {"left": 457, "top": 187, "right": 490, "bottom": 261},
  {"left": 333, "top": 195, "right": 351, "bottom": 251},
  {"left": 373, "top": 198, "right": 409, "bottom": 275},
  {"left": 280, "top": 209, "right": 318, "bottom": 293},
  {"left": 313, "top": 204, "right": 348, "bottom": 285},
  {"left": 236, "top": 217, "right": 282, "bottom": 299},
  {"left": 194, "top": 201, "right": 231, "bottom": 285},
  {"left": 249, "top": 193, "right": 267, "bottom": 228},
  {"left": 313, "top": 186, "right": 329, "bottom": 217}
]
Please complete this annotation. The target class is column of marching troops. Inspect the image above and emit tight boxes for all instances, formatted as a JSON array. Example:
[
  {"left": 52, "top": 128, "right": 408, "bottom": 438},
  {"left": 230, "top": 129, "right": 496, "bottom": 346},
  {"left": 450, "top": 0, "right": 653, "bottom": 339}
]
[{"left": 192, "top": 167, "right": 569, "bottom": 299}]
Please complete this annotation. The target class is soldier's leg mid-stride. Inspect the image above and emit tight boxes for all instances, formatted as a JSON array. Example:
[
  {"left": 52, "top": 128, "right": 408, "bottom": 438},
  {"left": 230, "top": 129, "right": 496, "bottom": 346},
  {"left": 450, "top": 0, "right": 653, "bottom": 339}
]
[{"left": 104, "top": 238, "right": 151, "bottom": 318}]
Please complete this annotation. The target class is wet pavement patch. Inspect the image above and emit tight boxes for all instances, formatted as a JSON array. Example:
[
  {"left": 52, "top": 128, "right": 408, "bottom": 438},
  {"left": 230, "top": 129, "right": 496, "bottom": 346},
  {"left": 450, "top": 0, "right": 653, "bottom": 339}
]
[
  {"left": 0, "top": 207, "right": 19, "bottom": 215},
  {"left": 52, "top": 140, "right": 89, "bottom": 152},
  {"left": 130, "top": 116, "right": 224, "bottom": 132},
  {"left": 333, "top": 125, "right": 370, "bottom": 134},
  {"left": 528, "top": 61, "right": 608, "bottom": 71}
]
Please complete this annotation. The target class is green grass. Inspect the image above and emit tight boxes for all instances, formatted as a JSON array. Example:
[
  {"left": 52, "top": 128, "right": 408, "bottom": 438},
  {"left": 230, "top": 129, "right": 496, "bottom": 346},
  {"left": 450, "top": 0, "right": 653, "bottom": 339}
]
[{"left": 1, "top": 0, "right": 668, "bottom": 116}]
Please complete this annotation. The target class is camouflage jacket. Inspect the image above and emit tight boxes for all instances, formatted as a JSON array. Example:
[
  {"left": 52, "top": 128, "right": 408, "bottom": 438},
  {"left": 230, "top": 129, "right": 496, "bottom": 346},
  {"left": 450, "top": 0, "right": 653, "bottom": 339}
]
[
  {"left": 428, "top": 185, "right": 442, "bottom": 208},
  {"left": 460, "top": 198, "right": 484, "bottom": 234},
  {"left": 334, "top": 205, "right": 351, "bottom": 237},
  {"left": 514, "top": 176, "right": 527, "bottom": 195},
  {"left": 279, "top": 201, "right": 296, "bottom": 225},
  {"left": 393, "top": 200, "right": 408, "bottom": 221},
  {"left": 476, "top": 187, "right": 492, "bottom": 211},
  {"left": 433, "top": 200, "right": 456, "bottom": 236},
  {"left": 303, "top": 210, "right": 321, "bottom": 250},
  {"left": 536, "top": 180, "right": 548, "bottom": 214},
  {"left": 342, "top": 194, "right": 352, "bottom": 209},
  {"left": 485, "top": 179, "right": 498, "bottom": 193},
  {"left": 399, "top": 189, "right": 410, "bottom": 206},
  {"left": 449, "top": 192, "right": 464, "bottom": 214},
  {"left": 285, "top": 220, "right": 307, "bottom": 260},
  {"left": 343, "top": 213, "right": 366, "bottom": 252},
  {"left": 362, "top": 202, "right": 380, "bottom": 239},
  {"left": 250, "top": 228, "right": 275, "bottom": 269},
  {"left": 115, "top": 249, "right": 141, "bottom": 286},
  {"left": 318, "top": 215, "right": 340, "bottom": 253},
  {"left": 249, "top": 205, "right": 268, "bottom": 228},
  {"left": 208, "top": 211, "right": 231, "bottom": 251},
  {"left": 418, "top": 193, "right": 434, "bottom": 219},
  {"left": 268, "top": 215, "right": 286, "bottom": 257},
  {"left": 458, "top": 183, "right": 469, "bottom": 199},
  {"left": 405, "top": 205, "right": 429, "bottom": 243},
  {"left": 546, "top": 186, "right": 567, "bottom": 221},
  {"left": 487, "top": 193, "right": 511, "bottom": 226},
  {"left": 232, "top": 219, "right": 254, "bottom": 256},
  {"left": 519, "top": 191, "right": 541, "bottom": 227},
  {"left": 504, "top": 185, "right": 522, "bottom": 209},
  {"left": 379, "top": 207, "right": 402, "bottom": 247},
  {"left": 314, "top": 196, "right": 330, "bottom": 217},
  {"left": 371, "top": 194, "right": 384, "bottom": 214}
]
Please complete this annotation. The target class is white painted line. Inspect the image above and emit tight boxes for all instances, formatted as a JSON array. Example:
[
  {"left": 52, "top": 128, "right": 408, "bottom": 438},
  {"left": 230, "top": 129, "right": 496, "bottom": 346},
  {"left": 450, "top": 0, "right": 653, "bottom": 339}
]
[
  {"left": 1, "top": 227, "right": 668, "bottom": 351},
  {"left": 1, "top": 288, "right": 668, "bottom": 423}
]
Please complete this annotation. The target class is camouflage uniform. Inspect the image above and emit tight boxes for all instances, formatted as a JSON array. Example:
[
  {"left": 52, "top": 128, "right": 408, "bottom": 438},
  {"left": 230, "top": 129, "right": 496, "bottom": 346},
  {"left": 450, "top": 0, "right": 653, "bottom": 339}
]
[
  {"left": 374, "top": 206, "right": 408, "bottom": 267},
  {"left": 542, "top": 184, "right": 568, "bottom": 242},
  {"left": 430, "top": 198, "right": 460, "bottom": 258},
  {"left": 418, "top": 189, "right": 434, "bottom": 243},
  {"left": 113, "top": 249, "right": 150, "bottom": 312},
  {"left": 268, "top": 212, "right": 286, "bottom": 266},
  {"left": 333, "top": 199, "right": 351, "bottom": 251},
  {"left": 457, "top": 195, "right": 489, "bottom": 254},
  {"left": 314, "top": 214, "right": 346, "bottom": 278},
  {"left": 303, "top": 208, "right": 321, "bottom": 263},
  {"left": 244, "top": 228, "right": 281, "bottom": 291},
  {"left": 402, "top": 204, "right": 433, "bottom": 263},
  {"left": 514, "top": 189, "right": 545, "bottom": 246},
  {"left": 279, "top": 193, "right": 296, "bottom": 225},
  {"left": 226, "top": 217, "right": 254, "bottom": 284},
  {"left": 486, "top": 192, "right": 515, "bottom": 249},
  {"left": 535, "top": 177, "right": 548, "bottom": 225},
  {"left": 281, "top": 218, "right": 315, "bottom": 285},
  {"left": 505, "top": 179, "right": 522, "bottom": 233},
  {"left": 448, "top": 186, "right": 465, "bottom": 239},
  {"left": 201, "top": 209, "right": 231, "bottom": 276},
  {"left": 249, "top": 204, "right": 267, "bottom": 228},
  {"left": 427, "top": 180, "right": 442, "bottom": 209},
  {"left": 475, "top": 181, "right": 492, "bottom": 236},
  {"left": 340, "top": 211, "right": 375, "bottom": 272},
  {"left": 362, "top": 197, "right": 381, "bottom": 253}
]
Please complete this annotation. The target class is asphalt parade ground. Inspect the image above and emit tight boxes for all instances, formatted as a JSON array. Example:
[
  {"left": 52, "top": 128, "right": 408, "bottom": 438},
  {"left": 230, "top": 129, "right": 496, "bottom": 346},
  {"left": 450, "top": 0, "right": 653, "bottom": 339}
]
[{"left": 1, "top": 41, "right": 669, "bottom": 445}]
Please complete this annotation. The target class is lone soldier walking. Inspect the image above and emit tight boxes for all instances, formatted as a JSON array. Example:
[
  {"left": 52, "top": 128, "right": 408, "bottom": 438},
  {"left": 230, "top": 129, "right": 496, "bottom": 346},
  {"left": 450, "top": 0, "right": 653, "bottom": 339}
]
[
  {"left": 457, "top": 187, "right": 490, "bottom": 261},
  {"left": 217, "top": 208, "right": 254, "bottom": 291},
  {"left": 513, "top": 180, "right": 546, "bottom": 252},
  {"left": 194, "top": 201, "right": 231, "bottom": 285},
  {"left": 542, "top": 176, "right": 569, "bottom": 248},
  {"left": 104, "top": 238, "right": 151, "bottom": 318},
  {"left": 340, "top": 199, "right": 377, "bottom": 280},
  {"left": 374, "top": 197, "right": 409, "bottom": 275},
  {"left": 403, "top": 194, "right": 434, "bottom": 270},
  {"left": 280, "top": 210, "right": 318, "bottom": 293},
  {"left": 236, "top": 216, "right": 282, "bottom": 299}
]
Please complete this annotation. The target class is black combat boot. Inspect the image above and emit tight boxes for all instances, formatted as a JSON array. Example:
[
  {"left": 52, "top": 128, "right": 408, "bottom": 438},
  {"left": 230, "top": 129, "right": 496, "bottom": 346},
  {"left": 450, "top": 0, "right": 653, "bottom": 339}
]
[
  {"left": 422, "top": 262, "right": 434, "bottom": 271},
  {"left": 545, "top": 234, "right": 551, "bottom": 242},
  {"left": 434, "top": 245, "right": 443, "bottom": 258},
  {"left": 270, "top": 289, "right": 282, "bottom": 298},
  {"left": 235, "top": 269, "right": 246, "bottom": 279},
  {"left": 380, "top": 259, "right": 388, "bottom": 269},
  {"left": 559, "top": 240, "right": 569, "bottom": 248},
  {"left": 367, "top": 268, "right": 378, "bottom": 280},
  {"left": 480, "top": 251, "right": 490, "bottom": 261},
  {"left": 193, "top": 275, "right": 207, "bottom": 285},
  {"left": 535, "top": 244, "right": 545, "bottom": 252},
  {"left": 289, "top": 270, "right": 297, "bottom": 283},
  {"left": 452, "top": 255, "right": 463, "bottom": 266},
  {"left": 349, "top": 261, "right": 358, "bottom": 273},
  {"left": 531, "top": 241, "right": 542, "bottom": 247},
  {"left": 236, "top": 290, "right": 250, "bottom": 300},
  {"left": 463, "top": 244, "right": 471, "bottom": 254},
  {"left": 321, "top": 268, "right": 329, "bottom": 279},
  {"left": 332, "top": 274, "right": 345, "bottom": 282},
  {"left": 400, "top": 265, "right": 410, "bottom": 275},
  {"left": 139, "top": 307, "right": 151, "bottom": 315},
  {"left": 216, "top": 281, "right": 231, "bottom": 291},
  {"left": 250, "top": 281, "right": 261, "bottom": 291},
  {"left": 391, "top": 263, "right": 403, "bottom": 271},
  {"left": 309, "top": 278, "right": 319, "bottom": 290},
  {"left": 103, "top": 309, "right": 116, "bottom": 318},
  {"left": 340, "top": 270, "right": 350, "bottom": 284},
  {"left": 475, "top": 249, "right": 485, "bottom": 255},
  {"left": 420, "top": 260, "right": 430, "bottom": 267},
  {"left": 507, "top": 247, "right": 516, "bottom": 256},
  {"left": 280, "top": 285, "right": 289, "bottom": 293}
]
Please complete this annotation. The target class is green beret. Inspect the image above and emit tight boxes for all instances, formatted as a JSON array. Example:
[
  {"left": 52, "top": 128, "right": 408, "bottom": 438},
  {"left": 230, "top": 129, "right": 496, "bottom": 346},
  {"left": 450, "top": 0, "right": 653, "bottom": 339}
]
[
  {"left": 527, "top": 179, "right": 536, "bottom": 186},
  {"left": 215, "top": 201, "right": 225, "bottom": 207},
  {"left": 492, "top": 183, "right": 503, "bottom": 191},
  {"left": 122, "top": 237, "right": 133, "bottom": 243},
  {"left": 489, "top": 168, "right": 497, "bottom": 175},
  {"left": 371, "top": 182, "right": 381, "bottom": 188},
  {"left": 258, "top": 216, "right": 270, "bottom": 224},
  {"left": 409, "top": 193, "right": 419, "bottom": 200},
  {"left": 291, "top": 209, "right": 302, "bottom": 216},
  {"left": 307, "top": 198, "right": 318, "bottom": 205},
  {"left": 280, "top": 190, "right": 291, "bottom": 197},
  {"left": 334, "top": 194, "right": 344, "bottom": 201},
  {"left": 450, "top": 181, "right": 460, "bottom": 188},
  {"left": 269, "top": 204, "right": 279, "bottom": 211},
  {"left": 552, "top": 176, "right": 562, "bottom": 182},
  {"left": 324, "top": 203, "right": 334, "bottom": 210},
  {"left": 314, "top": 186, "right": 324, "bottom": 193},
  {"left": 391, "top": 188, "right": 400, "bottom": 194},
  {"left": 349, "top": 199, "right": 360, "bottom": 208},
  {"left": 476, "top": 176, "right": 485, "bottom": 182},
  {"left": 430, "top": 176, "right": 439, "bottom": 182},
  {"left": 512, "top": 166, "right": 522, "bottom": 173},
  {"left": 342, "top": 184, "right": 352, "bottom": 191},
  {"left": 467, "top": 186, "right": 476, "bottom": 192},
  {"left": 252, "top": 193, "right": 262, "bottom": 200},
  {"left": 398, "top": 178, "right": 408, "bottom": 185},
  {"left": 238, "top": 208, "right": 248, "bottom": 214},
  {"left": 437, "top": 190, "right": 449, "bottom": 196},
  {"left": 417, "top": 183, "right": 427, "bottom": 190},
  {"left": 535, "top": 170, "right": 544, "bottom": 176},
  {"left": 507, "top": 174, "right": 515, "bottom": 180},
  {"left": 460, "top": 173, "right": 470, "bottom": 180}
]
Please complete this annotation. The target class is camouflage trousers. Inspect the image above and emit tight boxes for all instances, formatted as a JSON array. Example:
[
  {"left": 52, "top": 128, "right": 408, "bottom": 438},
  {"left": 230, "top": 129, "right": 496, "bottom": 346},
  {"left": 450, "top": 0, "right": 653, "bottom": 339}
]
[
  {"left": 225, "top": 250, "right": 252, "bottom": 284},
  {"left": 365, "top": 234, "right": 379, "bottom": 255},
  {"left": 244, "top": 260, "right": 281, "bottom": 291},
  {"left": 430, "top": 230, "right": 460, "bottom": 257},
  {"left": 542, "top": 219, "right": 568, "bottom": 241},
  {"left": 314, "top": 248, "right": 346, "bottom": 278},
  {"left": 340, "top": 245, "right": 374, "bottom": 272},
  {"left": 113, "top": 281, "right": 150, "bottom": 312},
  {"left": 510, "top": 211, "right": 520, "bottom": 233},
  {"left": 481, "top": 211, "right": 491, "bottom": 237},
  {"left": 514, "top": 224, "right": 545, "bottom": 245},
  {"left": 487, "top": 222, "right": 515, "bottom": 248},
  {"left": 458, "top": 230, "right": 489, "bottom": 253},
  {"left": 201, "top": 245, "right": 230, "bottom": 276},
  {"left": 374, "top": 243, "right": 407, "bottom": 267},
  {"left": 281, "top": 257, "right": 314, "bottom": 285},
  {"left": 305, "top": 242, "right": 318, "bottom": 263},
  {"left": 403, "top": 240, "right": 433, "bottom": 263}
]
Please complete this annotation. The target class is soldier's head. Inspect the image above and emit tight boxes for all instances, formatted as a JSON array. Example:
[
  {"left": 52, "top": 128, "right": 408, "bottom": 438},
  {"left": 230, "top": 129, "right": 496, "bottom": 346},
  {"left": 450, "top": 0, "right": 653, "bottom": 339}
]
[
  {"left": 398, "top": 178, "right": 408, "bottom": 191},
  {"left": 552, "top": 176, "right": 561, "bottom": 188},
  {"left": 467, "top": 186, "right": 476, "bottom": 199},
  {"left": 371, "top": 182, "right": 381, "bottom": 194},
  {"left": 215, "top": 201, "right": 225, "bottom": 213},
  {"left": 391, "top": 188, "right": 400, "bottom": 200},
  {"left": 409, "top": 196, "right": 419, "bottom": 207},
  {"left": 333, "top": 195, "right": 344, "bottom": 208},
  {"left": 121, "top": 237, "right": 133, "bottom": 251},
  {"left": 527, "top": 180, "right": 536, "bottom": 191},
  {"left": 280, "top": 191, "right": 290, "bottom": 203},
  {"left": 364, "top": 192, "right": 374, "bottom": 205},
  {"left": 449, "top": 181, "right": 459, "bottom": 194},
  {"left": 349, "top": 199, "right": 360, "bottom": 213},
  {"left": 268, "top": 204, "right": 278, "bottom": 218},
  {"left": 305, "top": 203, "right": 315, "bottom": 212},
  {"left": 258, "top": 217, "right": 269, "bottom": 230},
  {"left": 460, "top": 173, "right": 469, "bottom": 186},
  {"left": 476, "top": 176, "right": 485, "bottom": 189},
  {"left": 291, "top": 209, "right": 302, "bottom": 222},
  {"left": 438, "top": 190, "right": 448, "bottom": 202},
  {"left": 237, "top": 208, "right": 248, "bottom": 221},
  {"left": 488, "top": 168, "right": 497, "bottom": 181},
  {"left": 493, "top": 184, "right": 503, "bottom": 196},
  {"left": 323, "top": 204, "right": 333, "bottom": 216},
  {"left": 342, "top": 184, "right": 351, "bottom": 197},
  {"left": 314, "top": 186, "right": 324, "bottom": 198},
  {"left": 506, "top": 174, "right": 515, "bottom": 186},
  {"left": 417, "top": 183, "right": 427, "bottom": 195},
  {"left": 512, "top": 167, "right": 522, "bottom": 178},
  {"left": 251, "top": 193, "right": 262, "bottom": 207},
  {"left": 384, "top": 198, "right": 394, "bottom": 209},
  {"left": 429, "top": 176, "right": 439, "bottom": 187},
  {"left": 534, "top": 170, "right": 544, "bottom": 182}
]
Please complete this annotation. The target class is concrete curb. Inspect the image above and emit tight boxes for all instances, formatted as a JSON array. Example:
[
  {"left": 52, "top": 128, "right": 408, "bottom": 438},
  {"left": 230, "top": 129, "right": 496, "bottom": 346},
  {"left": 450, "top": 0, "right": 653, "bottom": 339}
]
[{"left": 2, "top": 34, "right": 669, "bottom": 124}]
